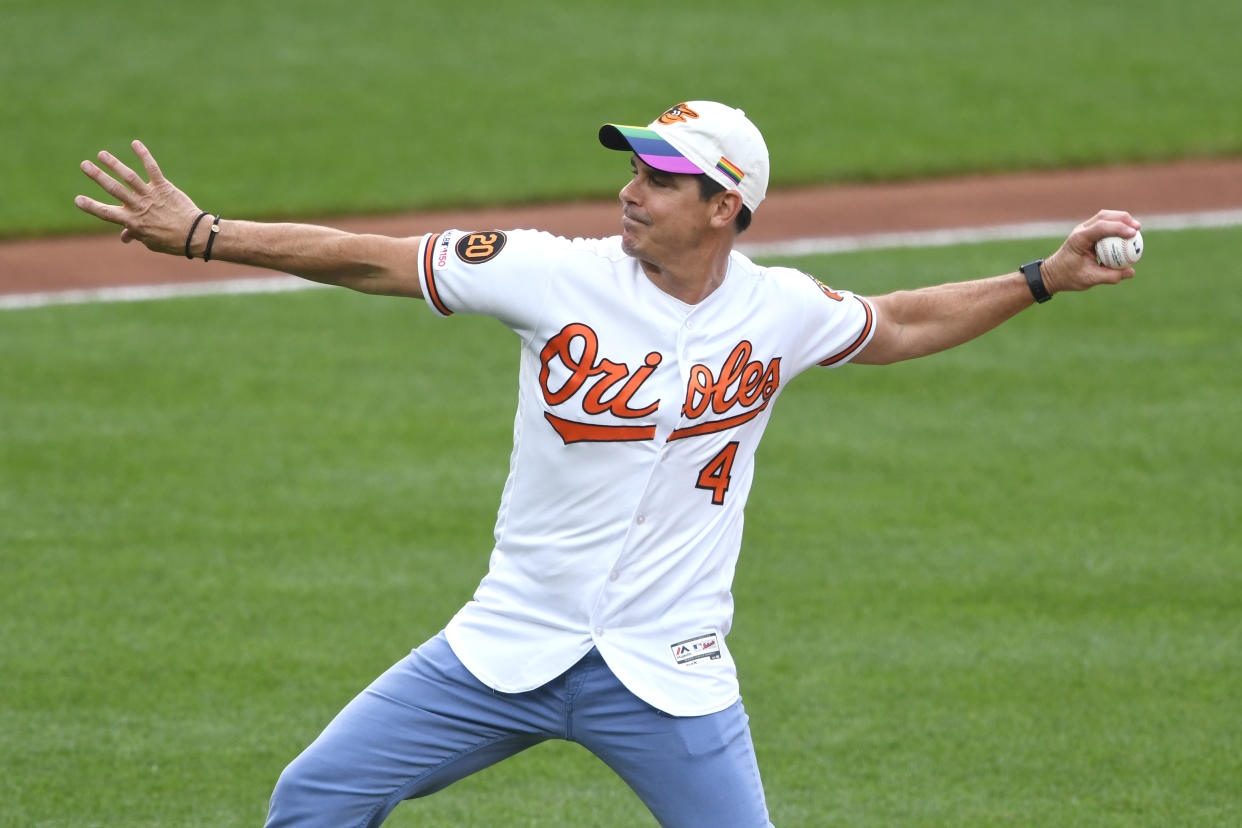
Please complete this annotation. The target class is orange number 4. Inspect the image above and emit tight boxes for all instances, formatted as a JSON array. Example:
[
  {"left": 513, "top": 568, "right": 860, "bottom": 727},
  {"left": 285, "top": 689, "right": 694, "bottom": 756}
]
[{"left": 696, "top": 442, "right": 740, "bottom": 505}]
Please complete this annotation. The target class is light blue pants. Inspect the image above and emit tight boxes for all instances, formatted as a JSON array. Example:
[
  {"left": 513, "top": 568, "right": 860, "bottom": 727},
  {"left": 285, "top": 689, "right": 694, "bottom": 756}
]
[{"left": 265, "top": 631, "right": 773, "bottom": 827}]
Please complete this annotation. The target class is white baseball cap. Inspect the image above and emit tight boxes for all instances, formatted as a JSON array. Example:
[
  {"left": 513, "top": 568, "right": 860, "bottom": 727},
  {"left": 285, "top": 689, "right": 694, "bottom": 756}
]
[{"left": 599, "top": 101, "right": 770, "bottom": 212}]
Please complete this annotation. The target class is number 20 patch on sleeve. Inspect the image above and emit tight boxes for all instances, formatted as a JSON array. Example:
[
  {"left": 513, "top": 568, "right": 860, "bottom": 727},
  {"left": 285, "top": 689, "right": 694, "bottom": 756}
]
[{"left": 456, "top": 231, "right": 507, "bottom": 264}]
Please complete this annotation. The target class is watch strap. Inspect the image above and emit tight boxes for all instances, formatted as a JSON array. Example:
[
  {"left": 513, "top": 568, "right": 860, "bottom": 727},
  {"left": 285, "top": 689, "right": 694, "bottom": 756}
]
[{"left": 1021, "top": 259, "right": 1052, "bottom": 303}]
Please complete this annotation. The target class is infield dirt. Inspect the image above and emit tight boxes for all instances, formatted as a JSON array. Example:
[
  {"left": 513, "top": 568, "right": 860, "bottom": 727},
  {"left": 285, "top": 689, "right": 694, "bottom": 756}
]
[{"left": 2, "top": 158, "right": 1240, "bottom": 296}]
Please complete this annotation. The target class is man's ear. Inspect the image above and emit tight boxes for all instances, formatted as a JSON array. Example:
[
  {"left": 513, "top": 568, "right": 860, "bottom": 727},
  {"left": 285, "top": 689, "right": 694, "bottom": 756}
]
[{"left": 709, "top": 190, "right": 744, "bottom": 230}]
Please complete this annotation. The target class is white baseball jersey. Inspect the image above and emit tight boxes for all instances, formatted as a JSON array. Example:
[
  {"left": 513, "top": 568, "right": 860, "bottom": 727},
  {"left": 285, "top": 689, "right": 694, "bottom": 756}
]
[{"left": 416, "top": 229, "right": 874, "bottom": 716}]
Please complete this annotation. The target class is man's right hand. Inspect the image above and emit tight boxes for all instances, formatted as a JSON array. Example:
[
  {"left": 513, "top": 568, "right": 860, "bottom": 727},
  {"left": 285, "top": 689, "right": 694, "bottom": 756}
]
[{"left": 75, "top": 140, "right": 209, "bottom": 257}]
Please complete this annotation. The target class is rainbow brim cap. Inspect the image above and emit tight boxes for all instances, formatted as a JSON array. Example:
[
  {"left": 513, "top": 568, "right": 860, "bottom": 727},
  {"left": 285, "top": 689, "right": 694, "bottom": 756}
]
[{"left": 598, "top": 124, "right": 706, "bottom": 176}]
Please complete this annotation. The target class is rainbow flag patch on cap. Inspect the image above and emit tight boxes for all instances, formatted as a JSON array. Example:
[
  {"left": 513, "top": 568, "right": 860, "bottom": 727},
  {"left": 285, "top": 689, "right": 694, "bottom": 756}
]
[{"left": 715, "top": 157, "right": 744, "bottom": 185}]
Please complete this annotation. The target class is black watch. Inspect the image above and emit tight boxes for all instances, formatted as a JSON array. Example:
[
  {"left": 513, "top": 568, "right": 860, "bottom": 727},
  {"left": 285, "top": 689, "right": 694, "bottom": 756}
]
[{"left": 1021, "top": 259, "right": 1052, "bottom": 303}]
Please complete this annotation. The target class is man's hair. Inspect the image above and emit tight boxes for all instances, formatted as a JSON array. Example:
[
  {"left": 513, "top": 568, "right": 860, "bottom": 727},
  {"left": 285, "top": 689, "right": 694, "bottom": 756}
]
[{"left": 697, "top": 176, "right": 753, "bottom": 234}]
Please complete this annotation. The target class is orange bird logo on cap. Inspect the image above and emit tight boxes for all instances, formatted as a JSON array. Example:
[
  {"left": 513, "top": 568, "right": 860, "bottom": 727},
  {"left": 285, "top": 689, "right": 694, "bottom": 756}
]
[{"left": 657, "top": 103, "right": 699, "bottom": 125}]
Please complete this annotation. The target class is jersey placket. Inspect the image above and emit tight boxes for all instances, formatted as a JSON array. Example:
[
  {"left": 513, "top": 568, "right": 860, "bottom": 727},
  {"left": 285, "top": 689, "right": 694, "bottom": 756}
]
[
  {"left": 583, "top": 301, "right": 700, "bottom": 640},
  {"left": 586, "top": 306, "right": 699, "bottom": 643}
]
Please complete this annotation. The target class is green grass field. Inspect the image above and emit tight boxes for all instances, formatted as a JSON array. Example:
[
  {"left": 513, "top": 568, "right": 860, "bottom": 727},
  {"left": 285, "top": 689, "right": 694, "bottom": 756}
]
[
  {"left": 5, "top": 0, "right": 1242, "bottom": 237},
  {"left": 3, "top": 227, "right": 1238, "bottom": 826},
  {"left": 4, "top": 0, "right": 1240, "bottom": 823}
]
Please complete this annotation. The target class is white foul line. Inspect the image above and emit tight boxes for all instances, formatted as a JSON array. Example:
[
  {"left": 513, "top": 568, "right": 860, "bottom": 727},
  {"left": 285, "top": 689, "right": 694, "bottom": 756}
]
[
  {"left": 0, "top": 274, "right": 329, "bottom": 310},
  {"left": 4, "top": 208, "right": 1241, "bottom": 311},
  {"left": 737, "top": 208, "right": 1242, "bottom": 258}
]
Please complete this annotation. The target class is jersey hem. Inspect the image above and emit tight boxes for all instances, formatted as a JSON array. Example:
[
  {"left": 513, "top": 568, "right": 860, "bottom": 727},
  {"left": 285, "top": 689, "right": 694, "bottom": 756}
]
[{"left": 443, "top": 626, "right": 743, "bottom": 717}]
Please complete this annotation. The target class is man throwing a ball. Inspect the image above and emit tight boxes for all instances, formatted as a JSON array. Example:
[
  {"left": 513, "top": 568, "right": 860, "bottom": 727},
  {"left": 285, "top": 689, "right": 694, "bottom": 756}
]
[{"left": 75, "top": 100, "right": 1141, "bottom": 827}]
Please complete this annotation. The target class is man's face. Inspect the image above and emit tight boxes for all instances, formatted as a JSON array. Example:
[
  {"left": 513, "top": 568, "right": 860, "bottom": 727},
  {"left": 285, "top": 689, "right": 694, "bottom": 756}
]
[{"left": 618, "top": 155, "right": 718, "bottom": 266}]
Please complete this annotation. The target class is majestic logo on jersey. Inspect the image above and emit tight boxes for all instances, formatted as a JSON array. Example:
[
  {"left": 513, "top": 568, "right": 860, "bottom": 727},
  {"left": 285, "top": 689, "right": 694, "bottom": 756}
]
[
  {"left": 670, "top": 632, "right": 721, "bottom": 666},
  {"left": 537, "top": 323, "right": 781, "bottom": 444},
  {"left": 656, "top": 103, "right": 699, "bottom": 125},
  {"left": 455, "top": 231, "right": 506, "bottom": 264}
]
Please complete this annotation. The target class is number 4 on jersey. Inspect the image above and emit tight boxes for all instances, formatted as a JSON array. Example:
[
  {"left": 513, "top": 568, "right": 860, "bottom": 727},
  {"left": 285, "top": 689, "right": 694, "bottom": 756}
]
[{"left": 696, "top": 442, "right": 740, "bottom": 505}]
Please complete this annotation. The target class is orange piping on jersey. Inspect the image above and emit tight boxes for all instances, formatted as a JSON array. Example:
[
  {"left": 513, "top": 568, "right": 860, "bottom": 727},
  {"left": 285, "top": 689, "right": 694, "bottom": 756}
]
[
  {"left": 422, "top": 233, "right": 453, "bottom": 316},
  {"left": 667, "top": 398, "right": 772, "bottom": 442},
  {"left": 544, "top": 412, "right": 657, "bottom": 444},
  {"left": 818, "top": 295, "right": 874, "bottom": 366}
]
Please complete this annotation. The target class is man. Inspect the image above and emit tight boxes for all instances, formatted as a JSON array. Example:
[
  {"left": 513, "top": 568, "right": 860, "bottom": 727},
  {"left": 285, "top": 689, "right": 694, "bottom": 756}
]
[{"left": 75, "top": 101, "right": 1140, "bottom": 827}]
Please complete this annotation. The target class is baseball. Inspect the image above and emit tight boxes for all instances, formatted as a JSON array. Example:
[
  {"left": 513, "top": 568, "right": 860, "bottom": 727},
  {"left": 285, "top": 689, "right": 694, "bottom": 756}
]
[{"left": 1095, "top": 231, "right": 1143, "bottom": 269}]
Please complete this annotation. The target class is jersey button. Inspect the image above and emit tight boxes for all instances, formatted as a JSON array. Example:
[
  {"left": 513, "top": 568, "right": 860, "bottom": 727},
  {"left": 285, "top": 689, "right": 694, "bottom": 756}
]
[
  {"left": 594, "top": 626, "right": 604, "bottom": 637},
  {"left": 635, "top": 515, "right": 646, "bottom": 524},
  {"left": 609, "top": 570, "right": 619, "bottom": 582}
]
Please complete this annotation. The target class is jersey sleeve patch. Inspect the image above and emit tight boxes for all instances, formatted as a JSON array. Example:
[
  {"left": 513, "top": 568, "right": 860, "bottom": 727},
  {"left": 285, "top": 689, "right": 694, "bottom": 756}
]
[{"left": 455, "top": 231, "right": 507, "bottom": 264}]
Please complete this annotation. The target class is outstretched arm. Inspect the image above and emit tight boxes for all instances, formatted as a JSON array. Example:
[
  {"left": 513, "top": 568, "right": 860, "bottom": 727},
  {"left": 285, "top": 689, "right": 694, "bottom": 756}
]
[
  {"left": 74, "top": 140, "right": 425, "bottom": 298},
  {"left": 853, "top": 210, "right": 1141, "bottom": 365}
]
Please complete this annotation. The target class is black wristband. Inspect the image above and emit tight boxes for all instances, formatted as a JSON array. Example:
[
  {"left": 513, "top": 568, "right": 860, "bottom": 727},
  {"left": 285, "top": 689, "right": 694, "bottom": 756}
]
[
  {"left": 1021, "top": 259, "right": 1052, "bottom": 303},
  {"left": 184, "top": 211, "right": 210, "bottom": 259},
  {"left": 203, "top": 215, "right": 221, "bottom": 262}
]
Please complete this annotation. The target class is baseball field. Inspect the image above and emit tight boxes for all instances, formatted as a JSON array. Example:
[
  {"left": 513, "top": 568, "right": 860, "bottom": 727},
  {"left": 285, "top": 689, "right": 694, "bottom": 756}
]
[{"left": 3, "top": 1, "right": 1241, "bottom": 826}]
